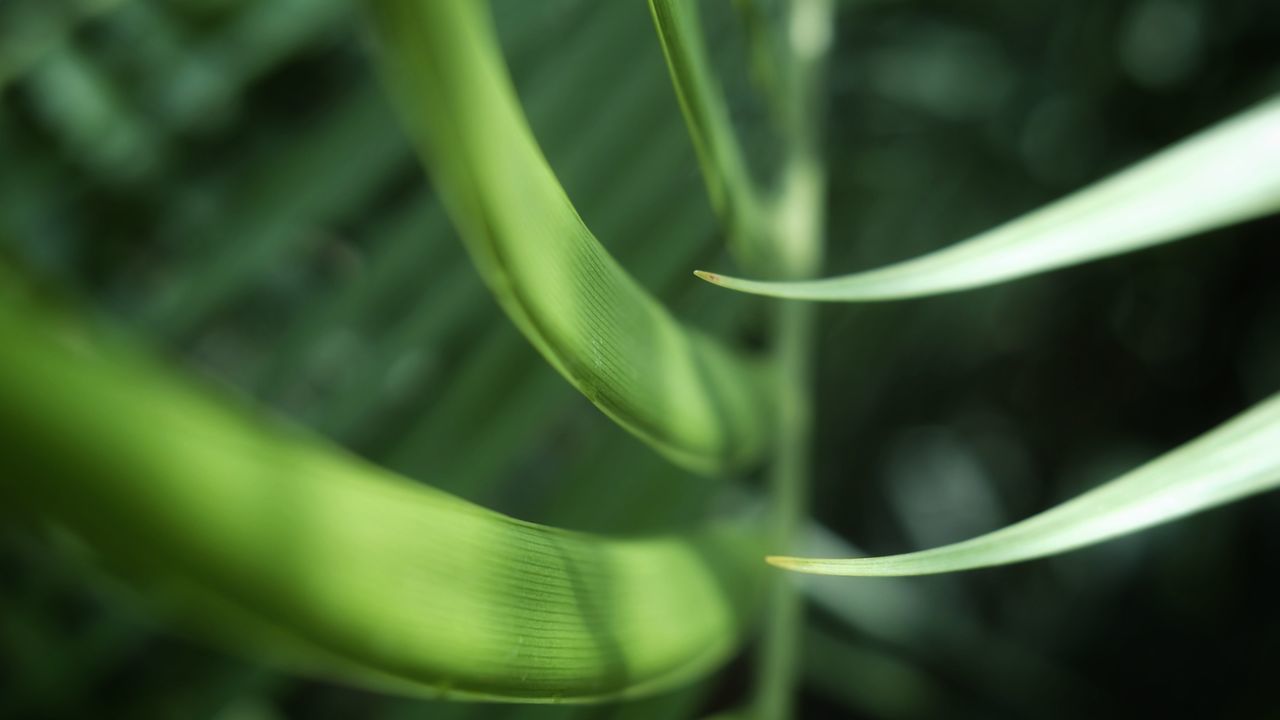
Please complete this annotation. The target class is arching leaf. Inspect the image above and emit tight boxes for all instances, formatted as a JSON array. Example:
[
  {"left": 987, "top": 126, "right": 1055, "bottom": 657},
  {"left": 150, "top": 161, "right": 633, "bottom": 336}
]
[
  {"left": 697, "top": 95, "right": 1280, "bottom": 301},
  {"left": 367, "top": 0, "right": 774, "bottom": 475},
  {"left": 769, "top": 392, "right": 1280, "bottom": 575},
  {"left": 648, "top": 0, "right": 766, "bottom": 265},
  {"left": 0, "top": 290, "right": 762, "bottom": 702}
]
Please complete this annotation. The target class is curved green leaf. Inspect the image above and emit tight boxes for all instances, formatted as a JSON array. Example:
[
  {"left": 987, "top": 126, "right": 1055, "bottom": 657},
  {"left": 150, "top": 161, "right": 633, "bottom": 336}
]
[
  {"left": 366, "top": 0, "right": 774, "bottom": 476},
  {"left": 648, "top": 0, "right": 766, "bottom": 265},
  {"left": 0, "top": 291, "right": 762, "bottom": 702},
  {"left": 769, "top": 392, "right": 1280, "bottom": 575},
  {"left": 696, "top": 95, "right": 1280, "bottom": 300}
]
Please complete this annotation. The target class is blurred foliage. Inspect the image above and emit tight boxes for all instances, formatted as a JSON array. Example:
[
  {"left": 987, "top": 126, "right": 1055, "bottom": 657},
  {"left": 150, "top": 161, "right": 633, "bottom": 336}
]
[{"left": 1, "top": 0, "right": 1278, "bottom": 718}]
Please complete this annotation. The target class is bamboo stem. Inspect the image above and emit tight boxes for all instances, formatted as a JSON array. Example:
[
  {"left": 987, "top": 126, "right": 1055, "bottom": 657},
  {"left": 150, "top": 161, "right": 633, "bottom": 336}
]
[{"left": 753, "top": 0, "right": 832, "bottom": 717}]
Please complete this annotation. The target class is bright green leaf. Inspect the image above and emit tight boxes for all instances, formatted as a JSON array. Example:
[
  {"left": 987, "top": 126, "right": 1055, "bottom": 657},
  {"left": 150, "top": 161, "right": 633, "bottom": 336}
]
[
  {"left": 0, "top": 289, "right": 763, "bottom": 702},
  {"left": 769, "top": 392, "right": 1280, "bottom": 575},
  {"left": 366, "top": 0, "right": 774, "bottom": 475},
  {"left": 696, "top": 95, "right": 1280, "bottom": 300}
]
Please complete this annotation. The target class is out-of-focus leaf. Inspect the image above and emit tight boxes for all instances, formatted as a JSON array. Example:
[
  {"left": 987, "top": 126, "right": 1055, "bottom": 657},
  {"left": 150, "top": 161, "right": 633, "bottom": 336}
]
[
  {"left": 770, "top": 392, "right": 1280, "bottom": 575},
  {"left": 141, "top": 82, "right": 409, "bottom": 336},
  {"left": 0, "top": 289, "right": 762, "bottom": 702},
  {"left": 696, "top": 95, "right": 1280, "bottom": 300},
  {"left": 366, "top": 0, "right": 775, "bottom": 476}
]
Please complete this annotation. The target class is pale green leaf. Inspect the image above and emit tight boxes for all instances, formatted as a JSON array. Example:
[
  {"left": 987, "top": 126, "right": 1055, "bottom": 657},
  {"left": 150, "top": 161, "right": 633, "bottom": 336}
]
[
  {"left": 769, "top": 392, "right": 1280, "bottom": 575},
  {"left": 0, "top": 290, "right": 763, "bottom": 702},
  {"left": 696, "top": 95, "right": 1280, "bottom": 300},
  {"left": 366, "top": 0, "right": 774, "bottom": 475}
]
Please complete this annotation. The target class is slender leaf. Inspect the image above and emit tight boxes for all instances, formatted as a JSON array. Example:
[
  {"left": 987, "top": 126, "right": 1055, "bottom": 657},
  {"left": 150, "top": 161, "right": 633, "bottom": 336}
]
[
  {"left": 648, "top": 0, "right": 766, "bottom": 265},
  {"left": 0, "top": 289, "right": 763, "bottom": 702},
  {"left": 769, "top": 392, "right": 1280, "bottom": 575},
  {"left": 696, "top": 95, "right": 1280, "bottom": 300},
  {"left": 366, "top": 0, "right": 774, "bottom": 476}
]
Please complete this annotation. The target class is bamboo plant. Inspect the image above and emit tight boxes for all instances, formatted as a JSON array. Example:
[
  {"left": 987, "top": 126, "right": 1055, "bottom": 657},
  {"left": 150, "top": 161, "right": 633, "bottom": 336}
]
[{"left": 1, "top": 0, "right": 1279, "bottom": 717}]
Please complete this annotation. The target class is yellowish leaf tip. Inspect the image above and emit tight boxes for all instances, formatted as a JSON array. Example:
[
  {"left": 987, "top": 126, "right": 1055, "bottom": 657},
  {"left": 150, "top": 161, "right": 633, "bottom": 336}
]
[
  {"left": 693, "top": 270, "right": 722, "bottom": 285},
  {"left": 764, "top": 555, "right": 793, "bottom": 568}
]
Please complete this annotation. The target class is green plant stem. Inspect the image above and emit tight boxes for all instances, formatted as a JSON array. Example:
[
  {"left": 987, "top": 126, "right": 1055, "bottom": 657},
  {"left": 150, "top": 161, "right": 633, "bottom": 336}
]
[
  {"left": 754, "top": 1, "right": 832, "bottom": 717},
  {"left": 755, "top": 301, "right": 815, "bottom": 720}
]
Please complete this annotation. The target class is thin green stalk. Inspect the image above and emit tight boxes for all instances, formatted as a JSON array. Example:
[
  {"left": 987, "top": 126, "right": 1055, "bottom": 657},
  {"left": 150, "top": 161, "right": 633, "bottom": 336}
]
[
  {"left": 755, "top": 302, "right": 815, "bottom": 720},
  {"left": 368, "top": 0, "right": 776, "bottom": 477},
  {"left": 754, "top": 1, "right": 832, "bottom": 717}
]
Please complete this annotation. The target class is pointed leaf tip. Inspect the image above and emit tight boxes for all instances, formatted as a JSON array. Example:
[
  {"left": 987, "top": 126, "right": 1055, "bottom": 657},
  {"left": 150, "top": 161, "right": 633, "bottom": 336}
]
[
  {"left": 766, "top": 556, "right": 847, "bottom": 573},
  {"left": 693, "top": 270, "right": 722, "bottom": 284},
  {"left": 699, "top": 96, "right": 1280, "bottom": 302},
  {"left": 763, "top": 392, "right": 1280, "bottom": 577}
]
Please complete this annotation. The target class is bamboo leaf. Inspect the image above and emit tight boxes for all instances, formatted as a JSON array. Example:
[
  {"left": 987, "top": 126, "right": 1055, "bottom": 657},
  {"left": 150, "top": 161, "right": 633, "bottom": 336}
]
[
  {"left": 648, "top": 0, "right": 766, "bottom": 265},
  {"left": 366, "top": 0, "right": 774, "bottom": 476},
  {"left": 696, "top": 95, "right": 1280, "bottom": 300},
  {"left": 769, "top": 392, "right": 1280, "bottom": 575},
  {"left": 0, "top": 290, "right": 763, "bottom": 702}
]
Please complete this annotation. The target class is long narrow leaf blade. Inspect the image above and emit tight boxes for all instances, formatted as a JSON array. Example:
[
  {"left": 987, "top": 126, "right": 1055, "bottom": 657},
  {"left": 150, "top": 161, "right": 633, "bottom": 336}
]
[
  {"left": 648, "top": 0, "right": 764, "bottom": 265},
  {"left": 769, "top": 392, "right": 1280, "bottom": 575},
  {"left": 697, "top": 95, "right": 1280, "bottom": 301},
  {"left": 0, "top": 289, "right": 762, "bottom": 701},
  {"left": 366, "top": 0, "right": 774, "bottom": 475}
]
